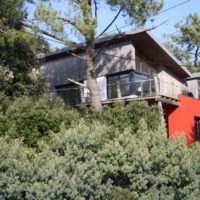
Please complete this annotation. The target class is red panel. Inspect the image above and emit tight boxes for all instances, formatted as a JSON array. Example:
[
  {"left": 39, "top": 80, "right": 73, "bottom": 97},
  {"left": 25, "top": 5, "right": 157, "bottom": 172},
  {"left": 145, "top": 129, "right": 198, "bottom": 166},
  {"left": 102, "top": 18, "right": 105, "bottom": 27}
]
[{"left": 164, "top": 95, "right": 200, "bottom": 143}]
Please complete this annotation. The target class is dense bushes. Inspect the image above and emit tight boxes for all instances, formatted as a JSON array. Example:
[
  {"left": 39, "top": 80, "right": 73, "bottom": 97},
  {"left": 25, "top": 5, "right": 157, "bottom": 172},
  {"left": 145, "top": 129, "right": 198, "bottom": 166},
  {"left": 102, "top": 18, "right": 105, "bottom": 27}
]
[
  {"left": 0, "top": 96, "right": 160, "bottom": 147},
  {"left": 0, "top": 119, "right": 200, "bottom": 199},
  {"left": 1, "top": 95, "right": 200, "bottom": 199},
  {"left": 0, "top": 95, "right": 80, "bottom": 147},
  {"left": 78, "top": 101, "right": 161, "bottom": 132}
]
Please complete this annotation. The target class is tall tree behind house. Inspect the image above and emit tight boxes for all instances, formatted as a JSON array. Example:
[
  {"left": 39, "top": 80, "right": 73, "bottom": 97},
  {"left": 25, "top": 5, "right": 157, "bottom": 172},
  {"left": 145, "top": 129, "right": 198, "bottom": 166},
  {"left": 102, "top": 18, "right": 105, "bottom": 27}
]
[{"left": 23, "top": 0, "right": 164, "bottom": 108}]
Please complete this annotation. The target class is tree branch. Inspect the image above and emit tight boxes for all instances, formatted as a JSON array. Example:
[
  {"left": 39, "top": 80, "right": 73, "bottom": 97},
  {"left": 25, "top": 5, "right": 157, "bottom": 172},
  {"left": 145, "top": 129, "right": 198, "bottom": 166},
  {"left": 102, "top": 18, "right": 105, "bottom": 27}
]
[
  {"left": 22, "top": 21, "right": 79, "bottom": 47},
  {"left": 94, "top": 0, "right": 98, "bottom": 19},
  {"left": 96, "top": 6, "right": 124, "bottom": 39},
  {"left": 68, "top": 52, "right": 86, "bottom": 61},
  {"left": 194, "top": 46, "right": 199, "bottom": 67},
  {"left": 57, "top": 17, "right": 83, "bottom": 34},
  {"left": 67, "top": 78, "right": 88, "bottom": 89}
]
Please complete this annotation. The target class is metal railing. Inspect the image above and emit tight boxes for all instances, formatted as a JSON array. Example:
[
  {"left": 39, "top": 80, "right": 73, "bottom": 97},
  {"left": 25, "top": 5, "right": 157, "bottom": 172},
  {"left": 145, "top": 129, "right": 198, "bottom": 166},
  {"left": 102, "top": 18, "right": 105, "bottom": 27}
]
[{"left": 50, "top": 78, "right": 182, "bottom": 105}]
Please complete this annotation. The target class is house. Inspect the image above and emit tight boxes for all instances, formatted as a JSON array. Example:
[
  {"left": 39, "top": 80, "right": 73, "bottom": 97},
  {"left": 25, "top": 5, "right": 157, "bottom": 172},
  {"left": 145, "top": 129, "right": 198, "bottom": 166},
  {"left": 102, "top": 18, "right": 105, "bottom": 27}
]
[{"left": 42, "top": 28, "right": 200, "bottom": 143}]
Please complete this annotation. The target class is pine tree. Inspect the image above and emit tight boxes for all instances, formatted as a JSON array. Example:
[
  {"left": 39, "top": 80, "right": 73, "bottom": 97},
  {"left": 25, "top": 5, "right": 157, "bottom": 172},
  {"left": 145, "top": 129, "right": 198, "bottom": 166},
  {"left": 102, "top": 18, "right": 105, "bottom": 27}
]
[
  {"left": 23, "top": 0, "right": 164, "bottom": 108},
  {"left": 0, "top": 0, "right": 48, "bottom": 97},
  {"left": 164, "top": 13, "right": 200, "bottom": 72}
]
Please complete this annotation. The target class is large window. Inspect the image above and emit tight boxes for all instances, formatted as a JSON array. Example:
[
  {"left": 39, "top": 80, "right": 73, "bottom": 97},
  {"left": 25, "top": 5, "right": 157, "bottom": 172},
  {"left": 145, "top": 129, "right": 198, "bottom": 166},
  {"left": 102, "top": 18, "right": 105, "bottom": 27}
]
[
  {"left": 107, "top": 72, "right": 134, "bottom": 99},
  {"left": 195, "top": 116, "right": 200, "bottom": 140},
  {"left": 107, "top": 71, "right": 151, "bottom": 99},
  {"left": 56, "top": 83, "right": 81, "bottom": 105}
]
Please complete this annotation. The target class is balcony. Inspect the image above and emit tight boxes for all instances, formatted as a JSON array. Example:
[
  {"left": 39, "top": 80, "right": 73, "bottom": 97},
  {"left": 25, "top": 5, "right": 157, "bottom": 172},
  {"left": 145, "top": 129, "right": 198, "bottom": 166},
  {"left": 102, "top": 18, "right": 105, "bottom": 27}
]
[{"left": 54, "top": 78, "right": 182, "bottom": 106}]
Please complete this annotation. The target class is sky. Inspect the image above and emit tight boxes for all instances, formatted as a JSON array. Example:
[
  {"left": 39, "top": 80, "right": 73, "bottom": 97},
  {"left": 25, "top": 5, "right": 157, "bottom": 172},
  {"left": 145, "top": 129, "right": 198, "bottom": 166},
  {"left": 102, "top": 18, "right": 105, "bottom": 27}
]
[{"left": 27, "top": 0, "right": 200, "bottom": 48}]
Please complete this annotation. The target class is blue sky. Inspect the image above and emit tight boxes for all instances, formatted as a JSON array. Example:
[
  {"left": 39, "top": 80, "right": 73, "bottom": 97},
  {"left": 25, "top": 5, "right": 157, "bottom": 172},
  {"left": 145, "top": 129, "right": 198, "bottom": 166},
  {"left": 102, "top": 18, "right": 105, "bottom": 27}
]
[{"left": 27, "top": 0, "right": 200, "bottom": 48}]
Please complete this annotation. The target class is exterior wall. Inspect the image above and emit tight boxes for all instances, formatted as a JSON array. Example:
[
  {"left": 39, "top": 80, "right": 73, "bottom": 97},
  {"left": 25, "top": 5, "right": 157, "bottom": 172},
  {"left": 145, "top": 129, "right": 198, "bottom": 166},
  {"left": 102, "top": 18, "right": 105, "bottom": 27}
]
[
  {"left": 165, "top": 95, "right": 200, "bottom": 143},
  {"left": 158, "top": 66, "right": 186, "bottom": 98},
  {"left": 43, "top": 41, "right": 136, "bottom": 91},
  {"left": 187, "top": 79, "right": 198, "bottom": 98},
  {"left": 96, "top": 41, "right": 135, "bottom": 76},
  {"left": 43, "top": 55, "right": 86, "bottom": 91},
  {"left": 43, "top": 41, "right": 188, "bottom": 100},
  {"left": 135, "top": 52, "right": 157, "bottom": 77}
]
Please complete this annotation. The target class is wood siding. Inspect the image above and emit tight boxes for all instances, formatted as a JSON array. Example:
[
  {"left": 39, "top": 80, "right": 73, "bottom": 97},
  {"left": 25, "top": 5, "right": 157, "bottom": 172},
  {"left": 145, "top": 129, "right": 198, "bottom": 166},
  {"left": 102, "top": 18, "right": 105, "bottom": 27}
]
[{"left": 43, "top": 41, "right": 135, "bottom": 90}]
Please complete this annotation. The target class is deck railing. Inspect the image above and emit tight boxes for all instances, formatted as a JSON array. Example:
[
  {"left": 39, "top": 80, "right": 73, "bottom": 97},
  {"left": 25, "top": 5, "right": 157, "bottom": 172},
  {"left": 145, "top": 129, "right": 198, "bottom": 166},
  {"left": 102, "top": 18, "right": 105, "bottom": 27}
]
[{"left": 51, "top": 78, "right": 182, "bottom": 105}]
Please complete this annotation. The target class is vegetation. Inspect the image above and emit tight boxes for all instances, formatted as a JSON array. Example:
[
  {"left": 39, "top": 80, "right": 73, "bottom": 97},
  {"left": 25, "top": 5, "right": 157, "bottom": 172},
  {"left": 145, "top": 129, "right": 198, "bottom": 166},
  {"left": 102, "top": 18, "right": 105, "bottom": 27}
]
[
  {"left": 0, "top": 0, "right": 48, "bottom": 97},
  {"left": 0, "top": 105, "right": 200, "bottom": 199},
  {"left": 1, "top": 0, "right": 200, "bottom": 199},
  {"left": 0, "top": 96, "right": 160, "bottom": 147},
  {"left": 165, "top": 13, "right": 200, "bottom": 72},
  {"left": 24, "top": 0, "right": 164, "bottom": 108}
]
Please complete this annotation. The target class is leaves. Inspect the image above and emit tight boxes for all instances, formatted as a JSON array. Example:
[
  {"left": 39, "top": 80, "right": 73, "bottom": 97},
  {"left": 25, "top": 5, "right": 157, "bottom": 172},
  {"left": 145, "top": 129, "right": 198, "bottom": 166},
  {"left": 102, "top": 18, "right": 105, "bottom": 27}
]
[
  {"left": 0, "top": 0, "right": 49, "bottom": 97},
  {"left": 0, "top": 117, "right": 200, "bottom": 199},
  {"left": 164, "top": 13, "right": 200, "bottom": 72}
]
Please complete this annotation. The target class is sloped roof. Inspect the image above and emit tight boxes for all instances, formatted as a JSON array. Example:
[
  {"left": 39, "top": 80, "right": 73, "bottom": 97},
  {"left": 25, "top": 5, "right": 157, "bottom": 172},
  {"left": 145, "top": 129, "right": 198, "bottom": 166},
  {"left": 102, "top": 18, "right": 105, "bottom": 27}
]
[
  {"left": 44, "top": 28, "right": 191, "bottom": 78},
  {"left": 187, "top": 72, "right": 200, "bottom": 80}
]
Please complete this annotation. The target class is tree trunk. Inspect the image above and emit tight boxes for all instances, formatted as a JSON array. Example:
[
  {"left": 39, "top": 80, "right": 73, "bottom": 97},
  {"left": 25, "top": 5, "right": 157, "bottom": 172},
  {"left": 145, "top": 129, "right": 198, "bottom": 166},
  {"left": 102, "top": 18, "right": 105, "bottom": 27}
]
[{"left": 85, "top": 42, "right": 102, "bottom": 109}]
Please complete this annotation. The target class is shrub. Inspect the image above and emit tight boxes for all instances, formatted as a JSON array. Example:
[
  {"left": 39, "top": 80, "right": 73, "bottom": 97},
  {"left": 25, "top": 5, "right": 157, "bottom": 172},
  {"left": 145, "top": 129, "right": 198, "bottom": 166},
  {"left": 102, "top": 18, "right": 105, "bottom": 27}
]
[
  {"left": 0, "top": 96, "right": 80, "bottom": 147},
  {"left": 77, "top": 101, "right": 161, "bottom": 132},
  {"left": 0, "top": 120, "right": 200, "bottom": 199}
]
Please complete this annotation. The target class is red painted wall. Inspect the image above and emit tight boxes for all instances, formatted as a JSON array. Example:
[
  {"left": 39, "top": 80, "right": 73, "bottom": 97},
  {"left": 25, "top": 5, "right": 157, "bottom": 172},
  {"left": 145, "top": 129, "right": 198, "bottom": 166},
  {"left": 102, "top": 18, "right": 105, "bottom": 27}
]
[{"left": 165, "top": 95, "right": 200, "bottom": 143}]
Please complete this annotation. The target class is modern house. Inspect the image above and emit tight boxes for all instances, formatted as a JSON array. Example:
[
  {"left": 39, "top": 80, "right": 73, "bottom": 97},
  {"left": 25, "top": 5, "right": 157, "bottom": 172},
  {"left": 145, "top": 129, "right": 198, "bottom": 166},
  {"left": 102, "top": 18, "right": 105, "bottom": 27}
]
[{"left": 42, "top": 28, "right": 200, "bottom": 143}]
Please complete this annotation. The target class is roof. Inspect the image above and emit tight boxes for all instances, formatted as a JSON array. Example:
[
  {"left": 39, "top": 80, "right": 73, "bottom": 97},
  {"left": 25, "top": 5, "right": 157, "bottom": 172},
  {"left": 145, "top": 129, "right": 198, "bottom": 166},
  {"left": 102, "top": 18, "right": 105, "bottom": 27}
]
[
  {"left": 186, "top": 72, "right": 200, "bottom": 80},
  {"left": 44, "top": 28, "right": 191, "bottom": 78}
]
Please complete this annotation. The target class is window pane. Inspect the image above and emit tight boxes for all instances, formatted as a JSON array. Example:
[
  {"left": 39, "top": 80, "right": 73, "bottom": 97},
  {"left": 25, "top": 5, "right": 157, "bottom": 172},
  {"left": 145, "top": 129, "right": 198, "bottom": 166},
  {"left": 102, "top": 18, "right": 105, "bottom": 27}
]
[
  {"left": 135, "top": 73, "right": 149, "bottom": 81},
  {"left": 57, "top": 84, "right": 81, "bottom": 105},
  {"left": 119, "top": 74, "right": 131, "bottom": 97},
  {"left": 108, "top": 76, "right": 118, "bottom": 99},
  {"left": 143, "top": 81, "right": 151, "bottom": 96}
]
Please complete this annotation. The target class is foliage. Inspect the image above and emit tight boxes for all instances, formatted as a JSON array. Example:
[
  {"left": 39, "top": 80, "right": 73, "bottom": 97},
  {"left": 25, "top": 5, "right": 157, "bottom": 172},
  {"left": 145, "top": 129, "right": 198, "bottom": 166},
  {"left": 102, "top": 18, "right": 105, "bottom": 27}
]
[
  {"left": 33, "top": 0, "right": 164, "bottom": 43},
  {"left": 106, "top": 0, "right": 163, "bottom": 26},
  {"left": 28, "top": 0, "right": 164, "bottom": 108},
  {"left": 0, "top": 119, "right": 200, "bottom": 199},
  {"left": 164, "top": 13, "right": 200, "bottom": 72},
  {"left": 78, "top": 101, "right": 161, "bottom": 133},
  {"left": 0, "top": 96, "right": 80, "bottom": 147},
  {"left": 0, "top": 96, "right": 160, "bottom": 147},
  {"left": 0, "top": 0, "right": 48, "bottom": 97}
]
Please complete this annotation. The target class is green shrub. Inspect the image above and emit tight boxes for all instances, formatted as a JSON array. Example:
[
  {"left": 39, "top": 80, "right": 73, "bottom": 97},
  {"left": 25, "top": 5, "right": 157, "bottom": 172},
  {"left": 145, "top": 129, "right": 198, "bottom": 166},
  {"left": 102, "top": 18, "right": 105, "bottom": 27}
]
[
  {"left": 0, "top": 120, "right": 200, "bottom": 199},
  {"left": 0, "top": 96, "right": 80, "bottom": 147},
  {"left": 77, "top": 101, "right": 161, "bottom": 132}
]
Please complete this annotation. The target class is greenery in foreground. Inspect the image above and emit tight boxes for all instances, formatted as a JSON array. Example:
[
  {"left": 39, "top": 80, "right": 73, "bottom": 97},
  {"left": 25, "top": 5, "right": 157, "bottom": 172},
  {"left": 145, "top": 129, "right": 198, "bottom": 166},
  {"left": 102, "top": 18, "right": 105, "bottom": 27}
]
[
  {"left": 0, "top": 94, "right": 200, "bottom": 199},
  {"left": 1, "top": 1, "right": 200, "bottom": 199}
]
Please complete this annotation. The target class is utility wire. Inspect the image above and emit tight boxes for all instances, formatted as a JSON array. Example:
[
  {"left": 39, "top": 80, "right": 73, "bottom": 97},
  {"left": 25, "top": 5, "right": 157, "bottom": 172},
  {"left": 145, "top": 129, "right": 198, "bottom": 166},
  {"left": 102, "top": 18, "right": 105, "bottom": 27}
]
[
  {"left": 19, "top": 0, "right": 193, "bottom": 68},
  {"left": 20, "top": 29, "right": 191, "bottom": 71},
  {"left": 104, "top": 0, "right": 192, "bottom": 35},
  {"left": 24, "top": 0, "right": 192, "bottom": 46}
]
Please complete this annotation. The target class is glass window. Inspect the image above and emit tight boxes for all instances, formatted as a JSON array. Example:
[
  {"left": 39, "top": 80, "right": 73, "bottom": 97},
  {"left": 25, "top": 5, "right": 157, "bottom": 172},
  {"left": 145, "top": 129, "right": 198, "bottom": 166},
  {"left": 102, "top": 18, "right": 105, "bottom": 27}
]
[
  {"left": 107, "top": 71, "right": 152, "bottom": 99},
  {"left": 56, "top": 84, "right": 81, "bottom": 105},
  {"left": 119, "top": 74, "right": 131, "bottom": 97},
  {"left": 108, "top": 76, "right": 118, "bottom": 99},
  {"left": 107, "top": 72, "right": 133, "bottom": 99}
]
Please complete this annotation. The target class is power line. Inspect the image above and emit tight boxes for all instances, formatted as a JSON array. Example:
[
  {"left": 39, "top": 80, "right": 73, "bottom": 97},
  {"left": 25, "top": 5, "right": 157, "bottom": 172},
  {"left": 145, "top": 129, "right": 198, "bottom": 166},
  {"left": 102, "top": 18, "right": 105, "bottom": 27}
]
[
  {"left": 22, "top": 0, "right": 192, "bottom": 47},
  {"left": 104, "top": 0, "right": 192, "bottom": 35},
  {"left": 21, "top": 29, "right": 191, "bottom": 71}
]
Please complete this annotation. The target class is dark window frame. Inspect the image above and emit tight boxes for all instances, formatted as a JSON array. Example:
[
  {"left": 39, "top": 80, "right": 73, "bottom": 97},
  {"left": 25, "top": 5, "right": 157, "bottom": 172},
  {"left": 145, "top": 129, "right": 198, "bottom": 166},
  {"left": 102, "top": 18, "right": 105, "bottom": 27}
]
[{"left": 107, "top": 70, "right": 151, "bottom": 99}]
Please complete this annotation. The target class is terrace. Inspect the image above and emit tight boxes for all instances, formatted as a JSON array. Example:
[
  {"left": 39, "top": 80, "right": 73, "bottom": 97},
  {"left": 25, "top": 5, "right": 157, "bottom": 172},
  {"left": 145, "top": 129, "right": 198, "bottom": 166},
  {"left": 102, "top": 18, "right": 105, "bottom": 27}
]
[{"left": 54, "top": 77, "right": 182, "bottom": 106}]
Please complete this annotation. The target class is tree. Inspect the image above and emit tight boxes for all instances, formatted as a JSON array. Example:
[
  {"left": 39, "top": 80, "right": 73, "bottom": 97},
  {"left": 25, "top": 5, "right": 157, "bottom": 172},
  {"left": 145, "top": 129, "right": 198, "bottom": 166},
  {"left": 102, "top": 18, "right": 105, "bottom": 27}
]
[
  {"left": 23, "top": 0, "right": 164, "bottom": 108},
  {"left": 0, "top": 0, "right": 48, "bottom": 97},
  {"left": 1, "top": 119, "right": 200, "bottom": 199},
  {"left": 164, "top": 13, "right": 200, "bottom": 73}
]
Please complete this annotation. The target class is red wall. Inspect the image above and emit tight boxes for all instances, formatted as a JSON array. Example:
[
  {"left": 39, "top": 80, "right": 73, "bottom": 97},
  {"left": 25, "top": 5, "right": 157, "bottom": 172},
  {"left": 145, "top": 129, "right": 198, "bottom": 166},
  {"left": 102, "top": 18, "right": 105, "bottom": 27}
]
[{"left": 164, "top": 95, "right": 200, "bottom": 143}]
